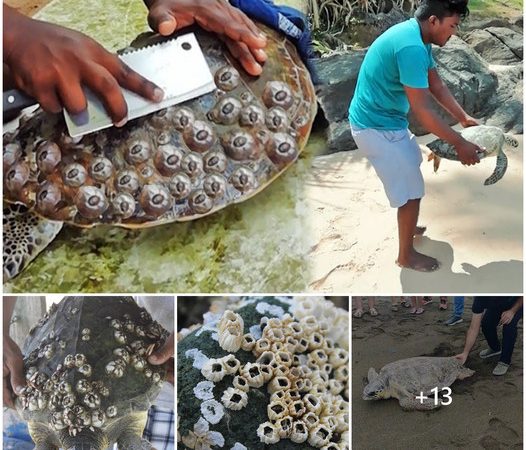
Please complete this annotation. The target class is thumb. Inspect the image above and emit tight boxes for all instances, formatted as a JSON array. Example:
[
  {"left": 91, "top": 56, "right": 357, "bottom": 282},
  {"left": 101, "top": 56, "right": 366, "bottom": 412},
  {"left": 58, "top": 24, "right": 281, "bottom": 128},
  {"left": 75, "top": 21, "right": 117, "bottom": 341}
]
[
  {"left": 147, "top": 6, "right": 177, "bottom": 36},
  {"left": 10, "top": 364, "right": 25, "bottom": 395},
  {"left": 148, "top": 333, "right": 174, "bottom": 365}
]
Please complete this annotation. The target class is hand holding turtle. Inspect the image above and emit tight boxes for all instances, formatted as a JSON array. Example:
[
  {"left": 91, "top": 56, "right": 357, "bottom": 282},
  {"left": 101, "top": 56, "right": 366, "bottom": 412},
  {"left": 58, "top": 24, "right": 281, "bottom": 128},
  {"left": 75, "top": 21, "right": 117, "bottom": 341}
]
[
  {"left": 454, "top": 353, "right": 468, "bottom": 364},
  {"left": 3, "top": 335, "right": 25, "bottom": 409},
  {"left": 454, "top": 138, "right": 482, "bottom": 166},
  {"left": 460, "top": 115, "right": 479, "bottom": 128},
  {"left": 148, "top": 332, "right": 174, "bottom": 384},
  {"left": 144, "top": 0, "right": 268, "bottom": 75},
  {"left": 3, "top": 5, "right": 163, "bottom": 125}
]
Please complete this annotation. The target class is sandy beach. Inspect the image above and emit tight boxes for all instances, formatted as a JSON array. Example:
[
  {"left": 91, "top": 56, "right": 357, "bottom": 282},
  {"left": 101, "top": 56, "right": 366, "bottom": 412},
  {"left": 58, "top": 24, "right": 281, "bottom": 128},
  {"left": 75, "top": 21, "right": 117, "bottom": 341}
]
[
  {"left": 306, "top": 131, "right": 523, "bottom": 293},
  {"left": 352, "top": 297, "right": 523, "bottom": 449}
]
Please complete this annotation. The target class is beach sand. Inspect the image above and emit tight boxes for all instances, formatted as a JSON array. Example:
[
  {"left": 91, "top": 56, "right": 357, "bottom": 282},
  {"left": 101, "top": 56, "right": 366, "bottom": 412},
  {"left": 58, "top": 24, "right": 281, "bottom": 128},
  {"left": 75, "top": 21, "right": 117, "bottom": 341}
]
[
  {"left": 306, "top": 131, "right": 523, "bottom": 293},
  {"left": 352, "top": 297, "right": 523, "bottom": 449}
]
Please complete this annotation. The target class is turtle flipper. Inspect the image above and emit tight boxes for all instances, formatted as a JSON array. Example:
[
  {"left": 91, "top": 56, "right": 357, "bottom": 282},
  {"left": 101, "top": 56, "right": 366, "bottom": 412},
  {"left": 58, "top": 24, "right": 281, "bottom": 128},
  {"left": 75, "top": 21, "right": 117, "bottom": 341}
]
[
  {"left": 484, "top": 151, "right": 508, "bottom": 186},
  {"left": 399, "top": 395, "right": 440, "bottom": 411},
  {"left": 427, "top": 152, "right": 442, "bottom": 172},
  {"left": 504, "top": 134, "right": 519, "bottom": 149},
  {"left": 3, "top": 203, "right": 63, "bottom": 280},
  {"left": 117, "top": 434, "right": 154, "bottom": 449}
]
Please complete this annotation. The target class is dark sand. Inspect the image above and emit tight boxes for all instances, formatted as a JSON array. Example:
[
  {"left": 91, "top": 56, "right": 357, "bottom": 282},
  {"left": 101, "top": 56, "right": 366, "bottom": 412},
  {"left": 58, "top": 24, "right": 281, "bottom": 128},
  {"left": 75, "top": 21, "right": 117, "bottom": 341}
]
[{"left": 352, "top": 297, "right": 523, "bottom": 449}]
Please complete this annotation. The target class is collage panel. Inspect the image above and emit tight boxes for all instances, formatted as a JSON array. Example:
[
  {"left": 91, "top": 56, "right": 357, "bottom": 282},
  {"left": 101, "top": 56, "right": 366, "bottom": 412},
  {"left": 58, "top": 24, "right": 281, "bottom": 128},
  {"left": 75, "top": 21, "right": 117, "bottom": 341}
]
[
  {"left": 177, "top": 296, "right": 349, "bottom": 449},
  {"left": 3, "top": 295, "right": 175, "bottom": 450},
  {"left": 352, "top": 296, "right": 523, "bottom": 450}
]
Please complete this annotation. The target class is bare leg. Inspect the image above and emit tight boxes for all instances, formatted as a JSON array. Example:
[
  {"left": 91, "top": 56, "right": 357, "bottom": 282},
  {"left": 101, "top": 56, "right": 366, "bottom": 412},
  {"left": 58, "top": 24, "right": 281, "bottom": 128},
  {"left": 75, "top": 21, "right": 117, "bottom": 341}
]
[
  {"left": 396, "top": 199, "right": 439, "bottom": 272},
  {"left": 353, "top": 298, "right": 364, "bottom": 318}
]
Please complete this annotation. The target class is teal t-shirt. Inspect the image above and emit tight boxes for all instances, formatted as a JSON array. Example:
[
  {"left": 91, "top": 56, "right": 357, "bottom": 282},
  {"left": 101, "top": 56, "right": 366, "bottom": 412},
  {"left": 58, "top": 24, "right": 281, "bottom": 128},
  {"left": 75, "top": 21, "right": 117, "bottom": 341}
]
[{"left": 348, "top": 18, "right": 436, "bottom": 130}]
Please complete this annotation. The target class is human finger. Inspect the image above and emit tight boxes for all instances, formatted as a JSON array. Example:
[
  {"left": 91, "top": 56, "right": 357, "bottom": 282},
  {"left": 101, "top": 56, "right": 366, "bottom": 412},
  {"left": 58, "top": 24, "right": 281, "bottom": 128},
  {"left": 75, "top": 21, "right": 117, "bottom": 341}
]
[
  {"left": 112, "top": 60, "right": 164, "bottom": 104},
  {"left": 147, "top": 4, "right": 178, "bottom": 36},
  {"left": 223, "top": 38, "right": 262, "bottom": 76},
  {"left": 148, "top": 333, "right": 174, "bottom": 365},
  {"left": 34, "top": 85, "right": 63, "bottom": 114},
  {"left": 83, "top": 64, "right": 128, "bottom": 126},
  {"left": 57, "top": 74, "right": 88, "bottom": 115}
]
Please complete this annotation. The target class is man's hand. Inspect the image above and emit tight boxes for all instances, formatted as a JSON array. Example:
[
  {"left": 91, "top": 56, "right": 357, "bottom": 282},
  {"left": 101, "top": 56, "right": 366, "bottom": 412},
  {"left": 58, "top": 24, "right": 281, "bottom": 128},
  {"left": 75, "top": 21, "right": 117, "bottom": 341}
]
[
  {"left": 3, "top": 335, "right": 25, "bottom": 409},
  {"left": 454, "top": 353, "right": 468, "bottom": 364},
  {"left": 460, "top": 115, "right": 479, "bottom": 128},
  {"left": 144, "top": 0, "right": 267, "bottom": 75},
  {"left": 148, "top": 332, "right": 174, "bottom": 384},
  {"left": 454, "top": 138, "right": 482, "bottom": 166},
  {"left": 500, "top": 309, "right": 516, "bottom": 325},
  {"left": 4, "top": 6, "right": 163, "bottom": 125}
]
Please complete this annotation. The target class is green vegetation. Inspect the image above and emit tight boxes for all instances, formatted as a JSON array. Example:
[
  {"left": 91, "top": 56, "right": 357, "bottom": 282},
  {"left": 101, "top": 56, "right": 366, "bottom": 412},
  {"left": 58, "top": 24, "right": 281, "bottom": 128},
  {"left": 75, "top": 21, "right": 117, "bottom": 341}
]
[{"left": 467, "top": 0, "right": 522, "bottom": 18}]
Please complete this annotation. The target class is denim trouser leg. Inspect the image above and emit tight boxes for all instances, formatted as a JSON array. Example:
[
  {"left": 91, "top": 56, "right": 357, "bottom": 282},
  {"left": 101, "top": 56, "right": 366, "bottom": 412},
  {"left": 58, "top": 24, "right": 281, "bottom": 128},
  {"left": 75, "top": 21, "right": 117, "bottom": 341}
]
[{"left": 454, "top": 297, "right": 464, "bottom": 317}]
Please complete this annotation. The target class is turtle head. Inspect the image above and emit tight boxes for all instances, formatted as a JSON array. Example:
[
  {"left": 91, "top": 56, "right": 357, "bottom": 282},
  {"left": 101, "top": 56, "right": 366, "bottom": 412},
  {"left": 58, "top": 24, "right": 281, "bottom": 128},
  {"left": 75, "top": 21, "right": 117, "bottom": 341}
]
[{"left": 363, "top": 367, "right": 389, "bottom": 401}]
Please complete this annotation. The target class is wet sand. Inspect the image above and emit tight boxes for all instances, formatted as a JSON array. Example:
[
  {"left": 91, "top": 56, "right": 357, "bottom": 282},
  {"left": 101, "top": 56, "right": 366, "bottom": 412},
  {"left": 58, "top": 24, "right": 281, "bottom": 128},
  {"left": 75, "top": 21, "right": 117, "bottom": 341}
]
[
  {"left": 306, "top": 131, "right": 523, "bottom": 293},
  {"left": 352, "top": 298, "right": 523, "bottom": 449}
]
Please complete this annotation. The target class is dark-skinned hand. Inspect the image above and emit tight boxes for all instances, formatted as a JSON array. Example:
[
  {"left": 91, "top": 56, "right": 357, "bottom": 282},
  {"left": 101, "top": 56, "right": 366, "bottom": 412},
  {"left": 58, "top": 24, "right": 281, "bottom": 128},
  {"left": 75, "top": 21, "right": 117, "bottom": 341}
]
[
  {"left": 3, "top": 335, "right": 25, "bottom": 409},
  {"left": 148, "top": 332, "right": 174, "bottom": 384}
]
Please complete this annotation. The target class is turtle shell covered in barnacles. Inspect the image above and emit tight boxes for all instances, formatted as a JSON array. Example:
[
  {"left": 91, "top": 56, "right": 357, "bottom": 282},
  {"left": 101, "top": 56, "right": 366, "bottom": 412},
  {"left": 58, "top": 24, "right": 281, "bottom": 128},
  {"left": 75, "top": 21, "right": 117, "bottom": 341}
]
[
  {"left": 16, "top": 296, "right": 169, "bottom": 449},
  {"left": 3, "top": 24, "right": 317, "bottom": 227}
]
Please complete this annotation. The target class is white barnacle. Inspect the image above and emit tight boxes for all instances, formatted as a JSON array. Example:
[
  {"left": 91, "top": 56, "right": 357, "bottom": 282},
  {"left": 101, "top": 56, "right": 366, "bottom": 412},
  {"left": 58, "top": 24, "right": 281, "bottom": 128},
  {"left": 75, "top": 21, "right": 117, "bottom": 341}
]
[
  {"left": 131, "top": 355, "right": 147, "bottom": 371},
  {"left": 302, "top": 411, "right": 320, "bottom": 430},
  {"left": 274, "top": 351, "right": 292, "bottom": 368},
  {"left": 51, "top": 412, "right": 67, "bottom": 430},
  {"left": 64, "top": 355, "right": 75, "bottom": 369},
  {"left": 290, "top": 420, "right": 308, "bottom": 443},
  {"left": 25, "top": 366, "right": 38, "bottom": 380},
  {"left": 289, "top": 400, "right": 306, "bottom": 418},
  {"left": 218, "top": 325, "right": 243, "bottom": 353},
  {"left": 320, "top": 416, "right": 338, "bottom": 432},
  {"left": 62, "top": 393, "right": 76, "bottom": 408},
  {"left": 241, "top": 333, "right": 256, "bottom": 351},
  {"left": 267, "top": 399, "right": 288, "bottom": 421},
  {"left": 329, "top": 348, "right": 349, "bottom": 368},
  {"left": 304, "top": 393, "right": 323, "bottom": 415},
  {"left": 200, "top": 399, "right": 224, "bottom": 425},
  {"left": 241, "top": 363, "right": 265, "bottom": 388},
  {"left": 113, "top": 348, "right": 131, "bottom": 364},
  {"left": 193, "top": 381, "right": 215, "bottom": 400},
  {"left": 83, "top": 392, "right": 101, "bottom": 409},
  {"left": 152, "top": 372, "right": 161, "bottom": 383},
  {"left": 81, "top": 335, "right": 90, "bottom": 341},
  {"left": 144, "top": 368, "right": 153, "bottom": 378},
  {"left": 81, "top": 328, "right": 90, "bottom": 335},
  {"left": 105, "top": 361, "right": 125, "bottom": 378},
  {"left": 76, "top": 379, "right": 92, "bottom": 394},
  {"left": 256, "top": 351, "right": 276, "bottom": 368},
  {"left": 329, "top": 379, "right": 344, "bottom": 396},
  {"left": 114, "top": 330, "right": 127, "bottom": 344},
  {"left": 220, "top": 354, "right": 240, "bottom": 375},
  {"left": 91, "top": 409, "right": 106, "bottom": 427},
  {"left": 58, "top": 381, "right": 72, "bottom": 394},
  {"left": 74, "top": 354, "right": 87, "bottom": 368},
  {"left": 221, "top": 387, "right": 248, "bottom": 410},
  {"left": 201, "top": 359, "right": 226, "bottom": 382},
  {"left": 276, "top": 416, "right": 293, "bottom": 439},
  {"left": 309, "top": 349, "right": 329, "bottom": 367},
  {"left": 79, "top": 364, "right": 92, "bottom": 377},
  {"left": 257, "top": 421, "right": 280, "bottom": 445},
  {"left": 308, "top": 332, "right": 325, "bottom": 350},
  {"left": 110, "top": 319, "right": 122, "bottom": 330},
  {"left": 43, "top": 344, "right": 54, "bottom": 359},
  {"left": 253, "top": 338, "right": 271, "bottom": 356},
  {"left": 268, "top": 376, "right": 291, "bottom": 394},
  {"left": 232, "top": 375, "right": 249, "bottom": 392},
  {"left": 334, "top": 366, "right": 349, "bottom": 383},
  {"left": 106, "top": 406, "right": 118, "bottom": 418},
  {"left": 321, "top": 443, "right": 340, "bottom": 450},
  {"left": 308, "top": 424, "right": 332, "bottom": 447},
  {"left": 263, "top": 326, "right": 285, "bottom": 342}
]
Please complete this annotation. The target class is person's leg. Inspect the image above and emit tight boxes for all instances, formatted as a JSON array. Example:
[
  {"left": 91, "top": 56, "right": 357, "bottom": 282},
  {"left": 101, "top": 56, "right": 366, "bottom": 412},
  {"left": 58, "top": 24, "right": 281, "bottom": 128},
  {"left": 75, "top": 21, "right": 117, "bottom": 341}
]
[
  {"left": 368, "top": 298, "right": 378, "bottom": 316},
  {"left": 500, "top": 308, "right": 523, "bottom": 365},
  {"left": 396, "top": 199, "right": 439, "bottom": 272},
  {"left": 454, "top": 297, "right": 464, "bottom": 317},
  {"left": 353, "top": 298, "right": 364, "bottom": 318},
  {"left": 440, "top": 297, "right": 448, "bottom": 310},
  {"left": 481, "top": 308, "right": 502, "bottom": 353}
]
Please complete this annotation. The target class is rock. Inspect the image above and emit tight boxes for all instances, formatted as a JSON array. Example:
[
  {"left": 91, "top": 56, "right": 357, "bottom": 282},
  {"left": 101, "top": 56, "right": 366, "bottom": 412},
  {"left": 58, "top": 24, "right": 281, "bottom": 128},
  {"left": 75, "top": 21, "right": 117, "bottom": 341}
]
[
  {"left": 463, "top": 28, "right": 522, "bottom": 65},
  {"left": 327, "top": 121, "right": 357, "bottom": 152}
]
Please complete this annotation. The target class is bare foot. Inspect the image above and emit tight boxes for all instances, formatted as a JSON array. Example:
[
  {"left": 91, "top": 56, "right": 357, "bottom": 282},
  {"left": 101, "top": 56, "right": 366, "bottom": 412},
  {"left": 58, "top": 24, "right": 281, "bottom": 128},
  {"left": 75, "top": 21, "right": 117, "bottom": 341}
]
[
  {"left": 396, "top": 250, "right": 440, "bottom": 272},
  {"left": 414, "top": 225, "right": 427, "bottom": 237}
]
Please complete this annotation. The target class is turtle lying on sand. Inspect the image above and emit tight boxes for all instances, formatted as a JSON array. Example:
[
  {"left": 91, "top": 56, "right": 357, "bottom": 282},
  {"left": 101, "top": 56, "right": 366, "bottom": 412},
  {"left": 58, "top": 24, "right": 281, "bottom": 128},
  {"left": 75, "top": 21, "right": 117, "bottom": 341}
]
[
  {"left": 16, "top": 296, "right": 170, "bottom": 449},
  {"left": 3, "top": 23, "right": 317, "bottom": 280},
  {"left": 426, "top": 125, "right": 519, "bottom": 186},
  {"left": 363, "top": 357, "right": 474, "bottom": 411}
]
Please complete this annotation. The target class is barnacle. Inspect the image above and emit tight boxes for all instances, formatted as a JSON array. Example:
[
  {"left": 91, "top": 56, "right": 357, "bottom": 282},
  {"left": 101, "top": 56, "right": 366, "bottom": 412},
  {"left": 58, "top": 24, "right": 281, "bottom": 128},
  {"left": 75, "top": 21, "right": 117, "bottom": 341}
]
[
  {"left": 257, "top": 421, "right": 280, "bottom": 445},
  {"left": 221, "top": 387, "right": 248, "bottom": 410},
  {"left": 218, "top": 311, "right": 244, "bottom": 352},
  {"left": 201, "top": 359, "right": 226, "bottom": 382}
]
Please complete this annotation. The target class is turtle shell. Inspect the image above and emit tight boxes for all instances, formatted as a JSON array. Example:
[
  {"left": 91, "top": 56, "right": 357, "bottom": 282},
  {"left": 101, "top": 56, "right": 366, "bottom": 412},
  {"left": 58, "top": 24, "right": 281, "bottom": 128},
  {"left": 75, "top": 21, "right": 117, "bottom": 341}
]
[
  {"left": 16, "top": 296, "right": 169, "bottom": 437},
  {"left": 3, "top": 24, "right": 317, "bottom": 227}
]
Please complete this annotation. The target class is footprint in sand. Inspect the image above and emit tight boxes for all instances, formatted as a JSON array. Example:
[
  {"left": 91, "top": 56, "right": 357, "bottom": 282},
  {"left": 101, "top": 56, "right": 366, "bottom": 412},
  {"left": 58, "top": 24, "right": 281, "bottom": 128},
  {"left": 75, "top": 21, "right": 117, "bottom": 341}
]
[{"left": 479, "top": 418, "right": 521, "bottom": 449}]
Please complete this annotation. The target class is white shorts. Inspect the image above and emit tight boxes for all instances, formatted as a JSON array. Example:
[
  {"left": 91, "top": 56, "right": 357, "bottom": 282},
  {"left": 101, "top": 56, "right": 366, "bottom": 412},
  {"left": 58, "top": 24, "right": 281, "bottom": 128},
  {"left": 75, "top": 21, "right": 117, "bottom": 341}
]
[{"left": 350, "top": 126, "right": 424, "bottom": 208}]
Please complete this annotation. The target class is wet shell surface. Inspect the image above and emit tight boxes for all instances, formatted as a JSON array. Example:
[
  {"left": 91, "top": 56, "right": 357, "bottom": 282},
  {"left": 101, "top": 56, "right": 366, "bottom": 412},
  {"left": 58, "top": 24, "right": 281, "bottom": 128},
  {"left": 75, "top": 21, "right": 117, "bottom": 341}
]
[{"left": 3, "top": 24, "right": 316, "bottom": 227}]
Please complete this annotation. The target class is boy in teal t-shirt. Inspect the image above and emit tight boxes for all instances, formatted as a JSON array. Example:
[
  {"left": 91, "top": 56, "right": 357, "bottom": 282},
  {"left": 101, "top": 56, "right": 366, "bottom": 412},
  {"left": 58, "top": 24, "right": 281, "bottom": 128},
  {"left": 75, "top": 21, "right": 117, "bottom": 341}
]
[{"left": 348, "top": 0, "right": 483, "bottom": 272}]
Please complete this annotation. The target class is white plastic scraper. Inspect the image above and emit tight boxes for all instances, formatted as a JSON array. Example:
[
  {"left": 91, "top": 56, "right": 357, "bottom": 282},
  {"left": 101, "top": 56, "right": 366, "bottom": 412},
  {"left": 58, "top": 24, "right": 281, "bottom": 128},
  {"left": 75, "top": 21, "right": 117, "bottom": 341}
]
[{"left": 65, "top": 33, "right": 215, "bottom": 137}]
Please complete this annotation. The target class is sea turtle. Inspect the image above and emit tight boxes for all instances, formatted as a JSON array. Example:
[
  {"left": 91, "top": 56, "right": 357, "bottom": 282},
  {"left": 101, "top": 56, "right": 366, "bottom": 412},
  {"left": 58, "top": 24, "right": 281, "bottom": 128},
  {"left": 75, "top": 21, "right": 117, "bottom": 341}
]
[
  {"left": 15, "top": 296, "right": 170, "bottom": 449},
  {"left": 363, "top": 356, "right": 474, "bottom": 411},
  {"left": 3, "top": 23, "right": 317, "bottom": 280},
  {"left": 426, "top": 125, "right": 519, "bottom": 186}
]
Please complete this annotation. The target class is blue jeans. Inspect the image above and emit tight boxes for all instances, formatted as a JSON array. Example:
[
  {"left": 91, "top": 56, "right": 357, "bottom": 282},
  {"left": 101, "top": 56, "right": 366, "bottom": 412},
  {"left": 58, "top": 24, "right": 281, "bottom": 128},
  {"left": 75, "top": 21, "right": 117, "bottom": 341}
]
[{"left": 454, "top": 296, "right": 464, "bottom": 317}]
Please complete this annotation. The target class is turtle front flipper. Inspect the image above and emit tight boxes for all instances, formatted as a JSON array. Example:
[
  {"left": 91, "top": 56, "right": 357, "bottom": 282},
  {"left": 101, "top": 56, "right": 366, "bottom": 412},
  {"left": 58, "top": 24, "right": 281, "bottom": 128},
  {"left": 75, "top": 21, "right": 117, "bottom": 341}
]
[
  {"left": 427, "top": 152, "right": 442, "bottom": 172},
  {"left": 398, "top": 395, "right": 439, "bottom": 411},
  {"left": 484, "top": 151, "right": 508, "bottom": 186},
  {"left": 117, "top": 434, "right": 154, "bottom": 449},
  {"left": 3, "top": 203, "right": 63, "bottom": 279}
]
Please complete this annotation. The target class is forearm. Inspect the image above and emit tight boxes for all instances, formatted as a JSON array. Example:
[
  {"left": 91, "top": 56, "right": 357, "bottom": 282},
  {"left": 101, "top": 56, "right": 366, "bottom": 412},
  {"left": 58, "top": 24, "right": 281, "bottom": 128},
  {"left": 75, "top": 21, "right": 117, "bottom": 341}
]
[
  {"left": 413, "top": 98, "right": 464, "bottom": 147},
  {"left": 510, "top": 297, "right": 523, "bottom": 313},
  {"left": 462, "top": 321, "right": 480, "bottom": 355},
  {"left": 3, "top": 296, "right": 18, "bottom": 337},
  {"left": 429, "top": 81, "right": 468, "bottom": 123}
]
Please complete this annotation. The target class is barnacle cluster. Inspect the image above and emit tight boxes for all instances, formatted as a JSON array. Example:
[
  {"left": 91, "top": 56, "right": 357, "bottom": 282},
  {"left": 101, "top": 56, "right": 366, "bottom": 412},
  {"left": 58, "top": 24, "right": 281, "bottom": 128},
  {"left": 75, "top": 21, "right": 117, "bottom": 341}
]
[
  {"left": 18, "top": 298, "right": 169, "bottom": 438},
  {"left": 179, "top": 297, "right": 349, "bottom": 450}
]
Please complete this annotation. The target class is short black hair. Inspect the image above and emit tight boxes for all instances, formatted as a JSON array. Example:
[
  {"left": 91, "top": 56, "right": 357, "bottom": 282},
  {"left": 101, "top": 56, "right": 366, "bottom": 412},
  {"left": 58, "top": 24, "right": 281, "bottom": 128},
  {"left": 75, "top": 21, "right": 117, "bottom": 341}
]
[{"left": 415, "top": 0, "right": 470, "bottom": 21}]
